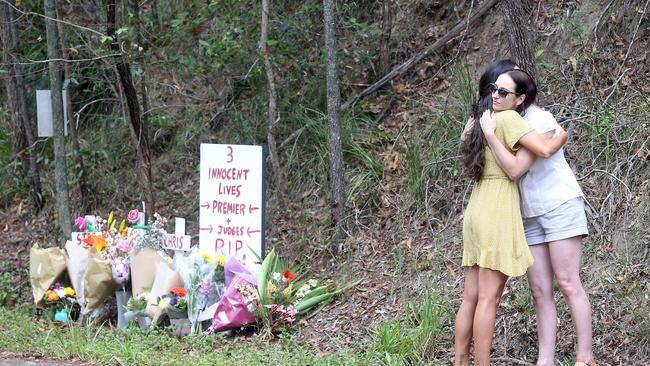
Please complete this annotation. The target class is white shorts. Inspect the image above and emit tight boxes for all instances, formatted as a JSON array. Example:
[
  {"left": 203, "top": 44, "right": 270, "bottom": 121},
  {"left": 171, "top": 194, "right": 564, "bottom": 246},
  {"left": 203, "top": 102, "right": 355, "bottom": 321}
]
[{"left": 523, "top": 197, "right": 589, "bottom": 245}]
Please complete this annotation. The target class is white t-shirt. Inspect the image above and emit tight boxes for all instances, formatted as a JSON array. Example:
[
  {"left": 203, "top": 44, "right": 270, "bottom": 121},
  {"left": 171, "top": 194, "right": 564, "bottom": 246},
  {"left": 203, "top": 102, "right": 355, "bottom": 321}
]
[{"left": 519, "top": 105, "right": 583, "bottom": 218}]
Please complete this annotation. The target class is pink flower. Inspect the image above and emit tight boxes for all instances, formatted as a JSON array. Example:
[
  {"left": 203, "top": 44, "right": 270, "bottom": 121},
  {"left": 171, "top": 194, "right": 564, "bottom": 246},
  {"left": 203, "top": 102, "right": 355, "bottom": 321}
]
[
  {"left": 116, "top": 238, "right": 132, "bottom": 253},
  {"left": 111, "top": 259, "right": 130, "bottom": 286},
  {"left": 75, "top": 217, "right": 88, "bottom": 231},
  {"left": 127, "top": 209, "right": 140, "bottom": 224}
]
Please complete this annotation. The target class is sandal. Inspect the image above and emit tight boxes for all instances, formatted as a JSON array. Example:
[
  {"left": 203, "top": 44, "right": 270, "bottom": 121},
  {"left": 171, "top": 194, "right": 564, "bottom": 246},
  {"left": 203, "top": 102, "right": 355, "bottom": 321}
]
[{"left": 574, "top": 359, "right": 596, "bottom": 366}]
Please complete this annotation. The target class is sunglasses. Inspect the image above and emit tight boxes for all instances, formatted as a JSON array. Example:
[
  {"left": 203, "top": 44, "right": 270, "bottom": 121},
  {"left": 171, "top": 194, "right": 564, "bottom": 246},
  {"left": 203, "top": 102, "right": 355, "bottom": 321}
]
[{"left": 488, "top": 83, "right": 519, "bottom": 98}]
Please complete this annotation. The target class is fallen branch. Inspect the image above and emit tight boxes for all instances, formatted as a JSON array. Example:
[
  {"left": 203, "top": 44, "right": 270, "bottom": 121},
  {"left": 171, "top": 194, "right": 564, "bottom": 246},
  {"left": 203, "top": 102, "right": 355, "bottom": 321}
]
[{"left": 341, "top": 0, "right": 499, "bottom": 111}]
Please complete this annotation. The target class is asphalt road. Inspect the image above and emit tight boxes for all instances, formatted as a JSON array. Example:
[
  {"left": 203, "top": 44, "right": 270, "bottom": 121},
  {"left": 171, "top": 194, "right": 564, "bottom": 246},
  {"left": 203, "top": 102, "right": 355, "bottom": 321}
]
[{"left": 0, "top": 359, "right": 77, "bottom": 366}]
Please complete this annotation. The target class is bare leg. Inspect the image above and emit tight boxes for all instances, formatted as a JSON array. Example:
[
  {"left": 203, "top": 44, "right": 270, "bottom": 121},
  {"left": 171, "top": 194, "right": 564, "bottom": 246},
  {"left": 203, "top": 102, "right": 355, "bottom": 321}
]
[
  {"left": 548, "top": 236, "right": 593, "bottom": 364},
  {"left": 473, "top": 267, "right": 508, "bottom": 366},
  {"left": 527, "top": 244, "right": 557, "bottom": 366},
  {"left": 454, "top": 266, "right": 479, "bottom": 366}
]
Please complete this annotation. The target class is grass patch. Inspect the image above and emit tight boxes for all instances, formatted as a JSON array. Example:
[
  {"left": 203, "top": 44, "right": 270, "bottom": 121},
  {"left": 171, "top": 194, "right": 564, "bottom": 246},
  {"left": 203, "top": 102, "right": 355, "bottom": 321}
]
[
  {"left": 0, "top": 306, "right": 371, "bottom": 366},
  {"left": 369, "top": 289, "right": 453, "bottom": 365}
]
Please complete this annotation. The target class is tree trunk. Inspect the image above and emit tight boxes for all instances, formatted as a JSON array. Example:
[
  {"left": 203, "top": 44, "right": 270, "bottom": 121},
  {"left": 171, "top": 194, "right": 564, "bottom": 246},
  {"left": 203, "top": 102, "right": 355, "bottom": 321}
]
[
  {"left": 501, "top": 0, "right": 537, "bottom": 82},
  {"left": 260, "top": 0, "right": 284, "bottom": 190},
  {"left": 44, "top": 0, "right": 72, "bottom": 242},
  {"left": 0, "top": 2, "right": 44, "bottom": 213},
  {"left": 55, "top": 0, "right": 91, "bottom": 211},
  {"left": 150, "top": 0, "right": 160, "bottom": 30},
  {"left": 323, "top": 0, "right": 346, "bottom": 253},
  {"left": 132, "top": 0, "right": 150, "bottom": 165},
  {"left": 378, "top": 0, "right": 393, "bottom": 76},
  {"left": 107, "top": 0, "right": 156, "bottom": 216}
]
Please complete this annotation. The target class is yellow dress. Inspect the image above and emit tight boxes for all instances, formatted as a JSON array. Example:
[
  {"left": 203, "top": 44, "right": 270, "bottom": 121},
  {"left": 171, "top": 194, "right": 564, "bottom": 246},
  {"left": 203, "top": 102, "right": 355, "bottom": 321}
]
[{"left": 462, "top": 110, "right": 535, "bottom": 277}]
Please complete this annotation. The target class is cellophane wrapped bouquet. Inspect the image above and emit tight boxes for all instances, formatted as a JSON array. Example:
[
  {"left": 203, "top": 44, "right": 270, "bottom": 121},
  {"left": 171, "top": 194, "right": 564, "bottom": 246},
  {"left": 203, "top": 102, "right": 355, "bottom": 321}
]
[
  {"left": 236, "top": 249, "right": 358, "bottom": 338},
  {"left": 123, "top": 289, "right": 150, "bottom": 325},
  {"left": 174, "top": 247, "right": 226, "bottom": 333}
]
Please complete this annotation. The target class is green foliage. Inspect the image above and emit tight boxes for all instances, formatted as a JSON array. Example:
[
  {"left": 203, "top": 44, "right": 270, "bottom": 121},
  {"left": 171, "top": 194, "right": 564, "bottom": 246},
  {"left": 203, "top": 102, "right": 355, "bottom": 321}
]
[
  {"left": 406, "top": 140, "right": 425, "bottom": 205},
  {"left": 0, "top": 272, "right": 18, "bottom": 307},
  {"left": 286, "top": 108, "right": 384, "bottom": 209},
  {"left": 369, "top": 289, "right": 452, "bottom": 365},
  {"left": 0, "top": 306, "right": 369, "bottom": 365}
]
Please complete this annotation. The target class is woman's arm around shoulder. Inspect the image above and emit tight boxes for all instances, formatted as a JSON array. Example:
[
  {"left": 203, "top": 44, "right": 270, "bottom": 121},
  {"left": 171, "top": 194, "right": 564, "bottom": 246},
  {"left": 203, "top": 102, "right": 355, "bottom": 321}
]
[
  {"left": 517, "top": 112, "right": 568, "bottom": 158},
  {"left": 479, "top": 110, "right": 537, "bottom": 180}
]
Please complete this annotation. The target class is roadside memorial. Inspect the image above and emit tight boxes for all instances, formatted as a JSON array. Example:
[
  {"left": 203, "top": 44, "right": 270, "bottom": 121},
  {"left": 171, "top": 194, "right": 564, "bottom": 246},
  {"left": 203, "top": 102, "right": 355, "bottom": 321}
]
[{"left": 27, "top": 147, "right": 356, "bottom": 337}]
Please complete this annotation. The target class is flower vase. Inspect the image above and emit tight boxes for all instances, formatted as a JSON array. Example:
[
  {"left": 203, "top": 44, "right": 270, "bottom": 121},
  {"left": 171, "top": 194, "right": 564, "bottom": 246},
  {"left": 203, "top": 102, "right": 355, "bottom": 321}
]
[{"left": 115, "top": 289, "right": 132, "bottom": 330}]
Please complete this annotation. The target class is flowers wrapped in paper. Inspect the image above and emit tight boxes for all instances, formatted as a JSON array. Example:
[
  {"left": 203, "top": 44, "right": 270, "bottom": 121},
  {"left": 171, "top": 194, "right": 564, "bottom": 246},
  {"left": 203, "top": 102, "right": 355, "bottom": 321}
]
[
  {"left": 83, "top": 249, "right": 116, "bottom": 314},
  {"left": 143, "top": 260, "right": 183, "bottom": 325},
  {"left": 64, "top": 240, "right": 88, "bottom": 311},
  {"left": 173, "top": 247, "right": 226, "bottom": 333},
  {"left": 29, "top": 242, "right": 67, "bottom": 306},
  {"left": 129, "top": 214, "right": 170, "bottom": 296}
]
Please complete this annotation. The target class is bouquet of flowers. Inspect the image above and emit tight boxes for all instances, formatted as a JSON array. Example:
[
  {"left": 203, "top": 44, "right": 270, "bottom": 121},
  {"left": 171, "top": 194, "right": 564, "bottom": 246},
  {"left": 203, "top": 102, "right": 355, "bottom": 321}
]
[
  {"left": 75, "top": 211, "right": 142, "bottom": 285},
  {"left": 43, "top": 283, "right": 77, "bottom": 323},
  {"left": 43, "top": 283, "right": 76, "bottom": 307},
  {"left": 132, "top": 213, "right": 168, "bottom": 254},
  {"left": 155, "top": 287, "right": 188, "bottom": 319},
  {"left": 173, "top": 247, "right": 226, "bottom": 333},
  {"left": 237, "top": 249, "right": 358, "bottom": 338}
]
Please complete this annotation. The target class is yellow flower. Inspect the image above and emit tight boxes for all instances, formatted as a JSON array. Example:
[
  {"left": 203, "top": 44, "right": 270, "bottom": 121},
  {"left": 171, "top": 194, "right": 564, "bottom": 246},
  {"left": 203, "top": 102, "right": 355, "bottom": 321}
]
[
  {"left": 267, "top": 281, "right": 276, "bottom": 296},
  {"left": 282, "top": 284, "right": 292, "bottom": 299},
  {"left": 64, "top": 287, "right": 75, "bottom": 297},
  {"left": 108, "top": 211, "right": 115, "bottom": 230},
  {"left": 94, "top": 236, "right": 108, "bottom": 253},
  {"left": 216, "top": 254, "right": 226, "bottom": 267},
  {"left": 83, "top": 233, "right": 107, "bottom": 253},
  {"left": 118, "top": 220, "right": 127, "bottom": 237},
  {"left": 199, "top": 252, "right": 215, "bottom": 263}
]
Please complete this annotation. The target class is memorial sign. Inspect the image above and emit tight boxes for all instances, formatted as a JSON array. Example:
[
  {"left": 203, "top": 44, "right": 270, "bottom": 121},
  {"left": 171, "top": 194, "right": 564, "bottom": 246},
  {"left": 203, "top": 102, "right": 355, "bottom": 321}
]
[{"left": 199, "top": 144, "right": 265, "bottom": 260}]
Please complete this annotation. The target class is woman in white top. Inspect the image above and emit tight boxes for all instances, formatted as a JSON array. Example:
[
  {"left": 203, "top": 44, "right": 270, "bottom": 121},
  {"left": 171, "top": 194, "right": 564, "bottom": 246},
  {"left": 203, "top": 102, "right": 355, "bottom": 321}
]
[{"left": 479, "top": 60, "right": 594, "bottom": 366}]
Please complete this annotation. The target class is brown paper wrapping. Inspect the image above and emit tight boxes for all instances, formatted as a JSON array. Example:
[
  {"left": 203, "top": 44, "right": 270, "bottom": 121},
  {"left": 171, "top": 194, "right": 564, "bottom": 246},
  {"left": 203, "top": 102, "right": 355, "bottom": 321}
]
[
  {"left": 83, "top": 250, "right": 116, "bottom": 313},
  {"left": 130, "top": 247, "right": 163, "bottom": 297},
  {"left": 29, "top": 242, "right": 67, "bottom": 305}
]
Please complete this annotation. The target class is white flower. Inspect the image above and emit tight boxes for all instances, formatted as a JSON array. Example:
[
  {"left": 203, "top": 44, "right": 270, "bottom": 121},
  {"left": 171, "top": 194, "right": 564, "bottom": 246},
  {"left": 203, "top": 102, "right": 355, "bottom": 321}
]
[{"left": 271, "top": 272, "right": 282, "bottom": 282}]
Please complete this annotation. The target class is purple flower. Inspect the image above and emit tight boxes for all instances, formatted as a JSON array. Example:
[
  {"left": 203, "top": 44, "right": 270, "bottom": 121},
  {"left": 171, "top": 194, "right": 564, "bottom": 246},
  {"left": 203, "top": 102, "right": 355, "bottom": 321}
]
[
  {"left": 198, "top": 279, "right": 213, "bottom": 295},
  {"left": 169, "top": 294, "right": 178, "bottom": 307}
]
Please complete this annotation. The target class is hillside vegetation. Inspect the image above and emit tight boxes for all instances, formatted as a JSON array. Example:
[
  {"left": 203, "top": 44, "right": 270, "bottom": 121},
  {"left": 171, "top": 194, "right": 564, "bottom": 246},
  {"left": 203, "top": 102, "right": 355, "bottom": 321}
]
[{"left": 0, "top": 0, "right": 648, "bottom": 365}]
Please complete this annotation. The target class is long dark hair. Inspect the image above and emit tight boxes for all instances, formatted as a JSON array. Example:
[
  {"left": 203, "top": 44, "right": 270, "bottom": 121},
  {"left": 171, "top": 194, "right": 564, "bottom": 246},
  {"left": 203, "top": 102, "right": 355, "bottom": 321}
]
[
  {"left": 504, "top": 69, "right": 537, "bottom": 115},
  {"left": 462, "top": 59, "right": 517, "bottom": 181}
]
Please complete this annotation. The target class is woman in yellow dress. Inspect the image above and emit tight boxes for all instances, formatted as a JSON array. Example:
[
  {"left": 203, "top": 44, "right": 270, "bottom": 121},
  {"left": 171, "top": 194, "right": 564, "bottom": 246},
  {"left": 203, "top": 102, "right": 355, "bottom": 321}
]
[{"left": 454, "top": 65, "right": 568, "bottom": 366}]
